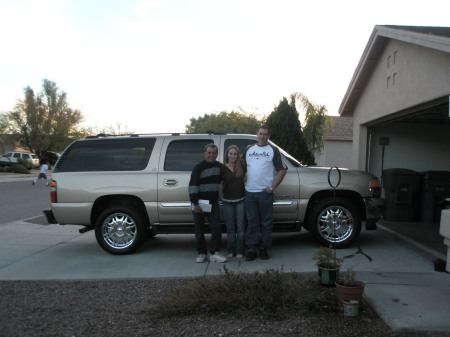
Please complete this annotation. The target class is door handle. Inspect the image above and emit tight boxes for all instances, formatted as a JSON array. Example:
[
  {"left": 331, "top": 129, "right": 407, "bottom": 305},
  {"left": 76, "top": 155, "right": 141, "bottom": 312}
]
[{"left": 164, "top": 179, "right": 178, "bottom": 186}]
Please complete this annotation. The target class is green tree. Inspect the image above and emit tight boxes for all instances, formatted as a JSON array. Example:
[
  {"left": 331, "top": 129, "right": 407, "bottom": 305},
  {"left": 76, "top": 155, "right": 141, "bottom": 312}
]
[
  {"left": 185, "top": 110, "right": 262, "bottom": 134},
  {"left": 295, "top": 92, "right": 333, "bottom": 155},
  {"left": 266, "top": 95, "right": 314, "bottom": 165},
  {"left": 95, "top": 123, "right": 134, "bottom": 136},
  {"left": 0, "top": 113, "right": 7, "bottom": 133},
  {"left": 0, "top": 113, "right": 10, "bottom": 154},
  {"left": 5, "top": 79, "right": 85, "bottom": 156}
]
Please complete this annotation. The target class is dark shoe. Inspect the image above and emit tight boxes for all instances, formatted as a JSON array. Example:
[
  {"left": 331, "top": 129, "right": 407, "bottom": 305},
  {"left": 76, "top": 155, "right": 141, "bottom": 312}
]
[
  {"left": 245, "top": 251, "right": 257, "bottom": 261},
  {"left": 259, "top": 249, "right": 269, "bottom": 260}
]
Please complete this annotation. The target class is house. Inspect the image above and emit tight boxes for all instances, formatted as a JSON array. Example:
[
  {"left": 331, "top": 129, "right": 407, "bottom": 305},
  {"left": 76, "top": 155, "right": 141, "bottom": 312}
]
[
  {"left": 314, "top": 116, "right": 353, "bottom": 168},
  {"left": 339, "top": 25, "right": 450, "bottom": 224},
  {"left": 0, "top": 134, "right": 25, "bottom": 155},
  {"left": 339, "top": 25, "right": 450, "bottom": 177}
]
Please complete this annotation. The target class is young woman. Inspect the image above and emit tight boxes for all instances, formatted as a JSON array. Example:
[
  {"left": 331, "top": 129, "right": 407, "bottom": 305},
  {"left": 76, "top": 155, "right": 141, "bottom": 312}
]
[{"left": 222, "top": 145, "right": 246, "bottom": 258}]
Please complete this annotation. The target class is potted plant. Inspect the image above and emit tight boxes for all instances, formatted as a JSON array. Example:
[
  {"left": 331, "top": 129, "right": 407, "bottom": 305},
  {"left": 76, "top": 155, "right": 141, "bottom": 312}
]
[
  {"left": 312, "top": 245, "right": 343, "bottom": 285},
  {"left": 335, "top": 267, "right": 365, "bottom": 305}
]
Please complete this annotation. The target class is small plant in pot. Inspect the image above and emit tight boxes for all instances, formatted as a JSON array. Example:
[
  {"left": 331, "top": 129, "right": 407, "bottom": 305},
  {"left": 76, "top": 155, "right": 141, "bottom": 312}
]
[
  {"left": 312, "top": 245, "right": 344, "bottom": 286},
  {"left": 335, "top": 267, "right": 365, "bottom": 305}
]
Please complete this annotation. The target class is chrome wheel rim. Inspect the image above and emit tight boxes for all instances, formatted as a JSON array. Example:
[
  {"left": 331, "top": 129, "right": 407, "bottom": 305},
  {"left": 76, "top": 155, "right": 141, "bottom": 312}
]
[
  {"left": 102, "top": 213, "right": 136, "bottom": 249},
  {"left": 317, "top": 206, "right": 353, "bottom": 244}
]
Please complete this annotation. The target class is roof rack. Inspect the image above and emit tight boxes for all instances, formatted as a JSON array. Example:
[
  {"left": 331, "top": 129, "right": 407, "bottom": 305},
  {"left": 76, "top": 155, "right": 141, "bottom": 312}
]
[{"left": 84, "top": 131, "right": 228, "bottom": 139}]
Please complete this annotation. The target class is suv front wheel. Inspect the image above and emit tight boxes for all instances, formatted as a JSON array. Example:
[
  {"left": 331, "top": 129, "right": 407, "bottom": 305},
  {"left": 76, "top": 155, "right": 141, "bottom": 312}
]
[
  {"left": 95, "top": 206, "right": 147, "bottom": 255},
  {"left": 308, "top": 197, "right": 361, "bottom": 248}
]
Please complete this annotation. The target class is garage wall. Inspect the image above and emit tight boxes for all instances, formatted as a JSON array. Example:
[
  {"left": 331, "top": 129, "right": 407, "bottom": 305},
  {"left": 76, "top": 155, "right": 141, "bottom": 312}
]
[
  {"left": 351, "top": 39, "right": 450, "bottom": 170},
  {"left": 368, "top": 122, "right": 450, "bottom": 179}
]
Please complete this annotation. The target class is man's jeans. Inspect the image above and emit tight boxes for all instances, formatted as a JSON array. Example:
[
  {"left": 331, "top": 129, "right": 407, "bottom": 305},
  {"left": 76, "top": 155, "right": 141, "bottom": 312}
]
[
  {"left": 245, "top": 191, "right": 274, "bottom": 252},
  {"left": 192, "top": 203, "right": 222, "bottom": 254},
  {"left": 223, "top": 200, "right": 245, "bottom": 255}
]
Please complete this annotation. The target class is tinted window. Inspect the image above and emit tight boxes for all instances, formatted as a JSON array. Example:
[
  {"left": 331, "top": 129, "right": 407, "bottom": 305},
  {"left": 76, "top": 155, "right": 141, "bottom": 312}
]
[
  {"left": 164, "top": 139, "right": 213, "bottom": 171},
  {"left": 224, "top": 139, "right": 256, "bottom": 162},
  {"left": 225, "top": 138, "right": 302, "bottom": 168},
  {"left": 13, "top": 153, "right": 20, "bottom": 158},
  {"left": 275, "top": 144, "right": 302, "bottom": 167},
  {"left": 22, "top": 154, "right": 30, "bottom": 159},
  {"left": 54, "top": 138, "right": 156, "bottom": 172}
]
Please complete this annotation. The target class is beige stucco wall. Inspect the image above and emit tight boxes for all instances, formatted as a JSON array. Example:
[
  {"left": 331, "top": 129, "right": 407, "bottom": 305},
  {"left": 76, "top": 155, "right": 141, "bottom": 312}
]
[
  {"left": 351, "top": 39, "right": 450, "bottom": 171},
  {"left": 314, "top": 139, "right": 352, "bottom": 168}
]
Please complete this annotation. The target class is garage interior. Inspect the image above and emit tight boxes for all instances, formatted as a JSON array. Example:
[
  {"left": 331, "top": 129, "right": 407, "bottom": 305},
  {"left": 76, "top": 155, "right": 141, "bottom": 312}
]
[{"left": 367, "top": 96, "right": 450, "bottom": 257}]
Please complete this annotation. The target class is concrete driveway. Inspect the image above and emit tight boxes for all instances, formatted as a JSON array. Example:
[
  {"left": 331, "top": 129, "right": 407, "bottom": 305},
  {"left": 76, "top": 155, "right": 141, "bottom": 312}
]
[
  {"left": 1, "top": 216, "right": 450, "bottom": 333},
  {"left": 0, "top": 218, "right": 439, "bottom": 280}
]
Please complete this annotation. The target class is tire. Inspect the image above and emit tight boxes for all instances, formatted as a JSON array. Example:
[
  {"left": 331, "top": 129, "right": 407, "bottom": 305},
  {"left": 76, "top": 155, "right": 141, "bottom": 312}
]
[
  {"left": 308, "top": 197, "right": 361, "bottom": 248},
  {"left": 95, "top": 205, "right": 147, "bottom": 255}
]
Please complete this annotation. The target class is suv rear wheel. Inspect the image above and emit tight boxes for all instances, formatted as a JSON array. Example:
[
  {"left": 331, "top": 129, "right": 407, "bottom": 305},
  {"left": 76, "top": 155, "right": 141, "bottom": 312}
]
[
  {"left": 308, "top": 197, "right": 361, "bottom": 248},
  {"left": 95, "top": 205, "right": 147, "bottom": 255}
]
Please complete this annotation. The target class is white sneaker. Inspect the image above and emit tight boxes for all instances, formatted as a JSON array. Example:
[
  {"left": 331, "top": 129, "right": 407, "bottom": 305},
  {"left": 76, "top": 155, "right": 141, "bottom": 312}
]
[
  {"left": 210, "top": 252, "right": 227, "bottom": 263},
  {"left": 196, "top": 254, "right": 207, "bottom": 263}
]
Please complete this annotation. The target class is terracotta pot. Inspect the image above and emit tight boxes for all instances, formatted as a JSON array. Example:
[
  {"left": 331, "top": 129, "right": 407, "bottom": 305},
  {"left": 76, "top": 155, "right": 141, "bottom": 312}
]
[
  {"left": 335, "top": 280, "right": 365, "bottom": 305},
  {"left": 317, "top": 265, "right": 340, "bottom": 286}
]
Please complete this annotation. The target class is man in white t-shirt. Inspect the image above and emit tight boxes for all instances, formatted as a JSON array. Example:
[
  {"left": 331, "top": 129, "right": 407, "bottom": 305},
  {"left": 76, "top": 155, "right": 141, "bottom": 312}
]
[{"left": 242, "top": 125, "right": 287, "bottom": 261}]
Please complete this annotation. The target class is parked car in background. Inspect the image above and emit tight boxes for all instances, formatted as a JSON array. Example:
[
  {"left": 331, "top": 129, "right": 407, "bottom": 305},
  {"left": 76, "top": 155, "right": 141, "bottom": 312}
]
[
  {"left": 40, "top": 151, "right": 61, "bottom": 166},
  {"left": 0, "top": 151, "right": 40, "bottom": 168}
]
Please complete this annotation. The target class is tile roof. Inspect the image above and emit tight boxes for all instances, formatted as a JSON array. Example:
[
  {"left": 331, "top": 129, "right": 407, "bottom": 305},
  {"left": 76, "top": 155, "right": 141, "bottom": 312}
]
[{"left": 326, "top": 116, "right": 353, "bottom": 139}]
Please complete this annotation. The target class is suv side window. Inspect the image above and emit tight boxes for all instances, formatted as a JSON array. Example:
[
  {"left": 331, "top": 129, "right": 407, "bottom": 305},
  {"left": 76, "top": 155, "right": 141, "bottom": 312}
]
[
  {"left": 224, "top": 139, "right": 256, "bottom": 161},
  {"left": 54, "top": 138, "right": 156, "bottom": 172},
  {"left": 224, "top": 138, "right": 301, "bottom": 168},
  {"left": 164, "top": 139, "right": 213, "bottom": 171}
]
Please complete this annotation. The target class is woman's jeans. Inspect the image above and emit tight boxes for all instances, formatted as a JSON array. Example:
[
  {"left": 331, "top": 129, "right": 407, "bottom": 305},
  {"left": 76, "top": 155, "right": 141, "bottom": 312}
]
[
  {"left": 222, "top": 200, "right": 245, "bottom": 255},
  {"left": 192, "top": 203, "right": 222, "bottom": 255},
  {"left": 245, "top": 191, "right": 274, "bottom": 252}
]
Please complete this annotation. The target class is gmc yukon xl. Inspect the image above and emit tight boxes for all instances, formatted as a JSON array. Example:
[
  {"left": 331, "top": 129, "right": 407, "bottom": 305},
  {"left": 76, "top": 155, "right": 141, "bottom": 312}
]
[{"left": 44, "top": 133, "right": 383, "bottom": 255}]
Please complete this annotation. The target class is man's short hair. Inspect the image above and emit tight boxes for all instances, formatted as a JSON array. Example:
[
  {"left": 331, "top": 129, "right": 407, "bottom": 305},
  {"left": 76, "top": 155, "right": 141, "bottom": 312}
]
[
  {"left": 258, "top": 125, "right": 270, "bottom": 134},
  {"left": 204, "top": 143, "right": 218, "bottom": 152}
]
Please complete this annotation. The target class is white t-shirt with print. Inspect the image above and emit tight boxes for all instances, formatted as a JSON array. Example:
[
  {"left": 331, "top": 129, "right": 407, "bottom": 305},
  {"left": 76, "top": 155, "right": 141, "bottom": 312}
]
[
  {"left": 244, "top": 144, "right": 278, "bottom": 193},
  {"left": 40, "top": 164, "right": 48, "bottom": 174}
]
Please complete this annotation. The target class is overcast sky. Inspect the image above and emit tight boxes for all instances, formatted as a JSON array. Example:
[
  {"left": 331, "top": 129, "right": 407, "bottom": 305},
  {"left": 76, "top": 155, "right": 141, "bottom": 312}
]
[{"left": 1, "top": 0, "right": 449, "bottom": 134}]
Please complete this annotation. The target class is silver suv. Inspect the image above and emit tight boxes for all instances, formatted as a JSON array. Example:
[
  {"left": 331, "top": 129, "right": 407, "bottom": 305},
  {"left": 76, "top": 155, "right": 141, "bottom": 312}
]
[
  {"left": 0, "top": 151, "right": 40, "bottom": 168},
  {"left": 44, "top": 133, "right": 383, "bottom": 254}
]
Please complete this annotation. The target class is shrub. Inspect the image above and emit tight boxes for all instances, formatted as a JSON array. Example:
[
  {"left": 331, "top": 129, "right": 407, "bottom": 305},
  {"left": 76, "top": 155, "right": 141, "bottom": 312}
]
[
  {"left": 312, "top": 245, "right": 344, "bottom": 269},
  {"left": 150, "top": 267, "right": 339, "bottom": 319},
  {"left": 11, "top": 164, "right": 30, "bottom": 174},
  {"left": 17, "top": 158, "right": 32, "bottom": 170},
  {"left": 0, "top": 164, "right": 30, "bottom": 173}
]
